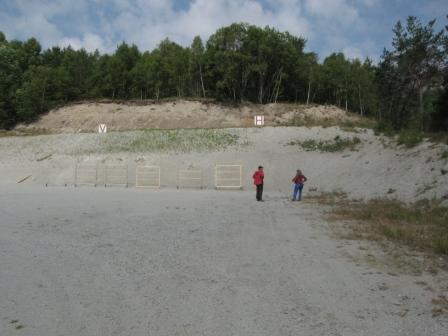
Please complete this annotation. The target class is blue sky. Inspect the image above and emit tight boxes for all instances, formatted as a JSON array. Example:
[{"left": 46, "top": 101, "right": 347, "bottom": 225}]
[{"left": 0, "top": 0, "right": 446, "bottom": 62}]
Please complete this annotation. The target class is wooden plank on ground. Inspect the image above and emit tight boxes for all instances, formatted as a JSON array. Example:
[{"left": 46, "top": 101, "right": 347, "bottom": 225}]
[{"left": 17, "top": 175, "right": 32, "bottom": 184}]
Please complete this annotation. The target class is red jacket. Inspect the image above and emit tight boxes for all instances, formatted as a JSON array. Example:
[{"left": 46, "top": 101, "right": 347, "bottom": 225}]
[
  {"left": 253, "top": 170, "right": 264, "bottom": 185},
  {"left": 292, "top": 174, "right": 307, "bottom": 184}
]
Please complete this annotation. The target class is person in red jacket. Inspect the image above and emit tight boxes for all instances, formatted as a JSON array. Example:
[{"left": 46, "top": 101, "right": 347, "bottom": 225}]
[
  {"left": 292, "top": 169, "right": 307, "bottom": 201},
  {"left": 253, "top": 166, "right": 264, "bottom": 201}
]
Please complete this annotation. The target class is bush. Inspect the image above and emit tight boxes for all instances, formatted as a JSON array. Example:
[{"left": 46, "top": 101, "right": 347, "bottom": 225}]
[
  {"left": 433, "top": 236, "right": 448, "bottom": 255},
  {"left": 374, "top": 121, "right": 394, "bottom": 136},
  {"left": 397, "top": 129, "right": 423, "bottom": 148},
  {"left": 288, "top": 136, "right": 361, "bottom": 152}
]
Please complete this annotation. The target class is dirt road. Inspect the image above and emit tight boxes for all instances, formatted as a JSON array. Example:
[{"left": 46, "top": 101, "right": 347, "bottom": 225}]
[{"left": 1, "top": 186, "right": 446, "bottom": 335}]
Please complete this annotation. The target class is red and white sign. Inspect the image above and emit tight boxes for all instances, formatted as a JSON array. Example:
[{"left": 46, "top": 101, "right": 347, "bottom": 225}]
[
  {"left": 254, "top": 115, "right": 264, "bottom": 126},
  {"left": 98, "top": 124, "right": 107, "bottom": 133}
]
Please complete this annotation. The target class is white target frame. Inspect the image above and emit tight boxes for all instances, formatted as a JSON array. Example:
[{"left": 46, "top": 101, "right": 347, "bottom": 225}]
[
  {"left": 215, "top": 164, "right": 243, "bottom": 189},
  {"left": 177, "top": 168, "right": 204, "bottom": 189},
  {"left": 105, "top": 164, "right": 128, "bottom": 187},
  {"left": 136, "top": 165, "right": 160, "bottom": 188},
  {"left": 74, "top": 163, "right": 98, "bottom": 187}
]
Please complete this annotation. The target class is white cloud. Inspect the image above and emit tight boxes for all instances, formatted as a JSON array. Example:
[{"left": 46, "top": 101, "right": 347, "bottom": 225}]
[
  {"left": 304, "top": 0, "right": 359, "bottom": 25},
  {"left": 6, "top": 13, "right": 62, "bottom": 48},
  {"left": 1, "top": 0, "right": 90, "bottom": 49},
  {"left": 14, "top": 0, "right": 87, "bottom": 16},
  {"left": 59, "top": 33, "right": 108, "bottom": 53},
  {"left": 342, "top": 45, "right": 363, "bottom": 60},
  {"left": 362, "top": 0, "right": 378, "bottom": 7},
  {"left": 106, "top": 0, "right": 311, "bottom": 51},
  {"left": 0, "top": 0, "right": 407, "bottom": 61}
]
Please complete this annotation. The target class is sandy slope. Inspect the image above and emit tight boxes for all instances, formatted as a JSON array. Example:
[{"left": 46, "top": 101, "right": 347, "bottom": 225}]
[
  {"left": 0, "top": 187, "right": 447, "bottom": 336},
  {"left": 1, "top": 126, "right": 447, "bottom": 204},
  {"left": 15, "top": 100, "right": 362, "bottom": 133}
]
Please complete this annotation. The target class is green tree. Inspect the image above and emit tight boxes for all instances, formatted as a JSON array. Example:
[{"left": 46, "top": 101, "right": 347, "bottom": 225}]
[
  {"left": 59, "top": 47, "right": 96, "bottom": 100},
  {"left": 321, "top": 53, "right": 350, "bottom": 108},
  {"left": 190, "top": 36, "right": 206, "bottom": 97},
  {"left": 206, "top": 23, "right": 251, "bottom": 101},
  {"left": 378, "top": 16, "right": 447, "bottom": 129},
  {"left": 205, "top": 23, "right": 306, "bottom": 103},
  {"left": 0, "top": 43, "right": 22, "bottom": 127},
  {"left": 15, "top": 66, "right": 53, "bottom": 121}
]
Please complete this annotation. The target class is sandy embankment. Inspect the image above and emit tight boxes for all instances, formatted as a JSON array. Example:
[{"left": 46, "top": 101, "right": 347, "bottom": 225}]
[
  {"left": 15, "top": 100, "right": 362, "bottom": 133},
  {"left": 1, "top": 126, "right": 447, "bottom": 204}
]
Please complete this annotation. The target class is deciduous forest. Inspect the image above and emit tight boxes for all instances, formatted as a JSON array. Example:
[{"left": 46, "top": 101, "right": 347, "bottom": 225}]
[{"left": 0, "top": 16, "right": 447, "bottom": 131}]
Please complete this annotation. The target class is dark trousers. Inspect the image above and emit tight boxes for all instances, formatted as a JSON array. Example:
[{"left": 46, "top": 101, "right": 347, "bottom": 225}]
[{"left": 256, "top": 184, "right": 263, "bottom": 201}]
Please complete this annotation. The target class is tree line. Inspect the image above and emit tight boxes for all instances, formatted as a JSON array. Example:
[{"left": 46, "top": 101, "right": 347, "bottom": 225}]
[{"left": 0, "top": 17, "right": 447, "bottom": 131}]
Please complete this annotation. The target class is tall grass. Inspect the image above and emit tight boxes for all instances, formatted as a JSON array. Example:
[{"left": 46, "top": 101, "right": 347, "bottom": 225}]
[
  {"left": 397, "top": 129, "right": 423, "bottom": 148},
  {"left": 287, "top": 135, "right": 361, "bottom": 152},
  {"left": 69, "top": 129, "right": 242, "bottom": 155},
  {"left": 318, "top": 195, "right": 448, "bottom": 255},
  {"left": 284, "top": 114, "right": 376, "bottom": 129},
  {"left": 0, "top": 128, "right": 50, "bottom": 137},
  {"left": 375, "top": 126, "right": 448, "bottom": 147}
]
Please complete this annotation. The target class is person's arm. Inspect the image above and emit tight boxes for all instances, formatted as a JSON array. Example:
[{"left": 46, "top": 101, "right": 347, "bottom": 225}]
[{"left": 304, "top": 175, "right": 308, "bottom": 182}]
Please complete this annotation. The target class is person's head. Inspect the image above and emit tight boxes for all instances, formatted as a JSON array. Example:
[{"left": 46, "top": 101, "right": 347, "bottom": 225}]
[
  {"left": 258, "top": 166, "right": 263, "bottom": 171},
  {"left": 296, "top": 169, "right": 302, "bottom": 175}
]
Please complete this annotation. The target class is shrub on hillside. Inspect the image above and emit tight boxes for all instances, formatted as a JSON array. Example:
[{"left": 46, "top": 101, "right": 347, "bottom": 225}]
[
  {"left": 288, "top": 136, "right": 361, "bottom": 152},
  {"left": 374, "top": 121, "right": 394, "bottom": 136},
  {"left": 397, "top": 129, "right": 423, "bottom": 148}
]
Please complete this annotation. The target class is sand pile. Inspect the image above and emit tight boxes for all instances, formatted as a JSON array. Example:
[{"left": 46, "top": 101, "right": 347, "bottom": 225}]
[{"left": 15, "top": 100, "right": 362, "bottom": 133}]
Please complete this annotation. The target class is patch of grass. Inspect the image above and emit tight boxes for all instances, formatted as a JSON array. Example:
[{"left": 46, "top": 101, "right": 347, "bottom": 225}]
[
  {"left": 381, "top": 226, "right": 404, "bottom": 240},
  {"left": 0, "top": 128, "right": 50, "bottom": 137},
  {"left": 374, "top": 125, "right": 448, "bottom": 147},
  {"left": 285, "top": 114, "right": 376, "bottom": 129},
  {"left": 397, "top": 129, "right": 423, "bottom": 148},
  {"left": 426, "top": 132, "right": 448, "bottom": 145},
  {"left": 340, "top": 126, "right": 364, "bottom": 133},
  {"left": 417, "top": 183, "right": 436, "bottom": 194},
  {"left": 319, "top": 196, "right": 448, "bottom": 256},
  {"left": 432, "top": 295, "right": 448, "bottom": 317},
  {"left": 433, "top": 236, "right": 448, "bottom": 254},
  {"left": 287, "top": 135, "right": 361, "bottom": 152},
  {"left": 71, "top": 128, "right": 241, "bottom": 155},
  {"left": 374, "top": 121, "right": 395, "bottom": 137}
]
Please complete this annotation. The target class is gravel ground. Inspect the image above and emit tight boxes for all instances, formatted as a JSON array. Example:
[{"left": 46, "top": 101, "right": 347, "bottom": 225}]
[{"left": 0, "top": 186, "right": 447, "bottom": 336}]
